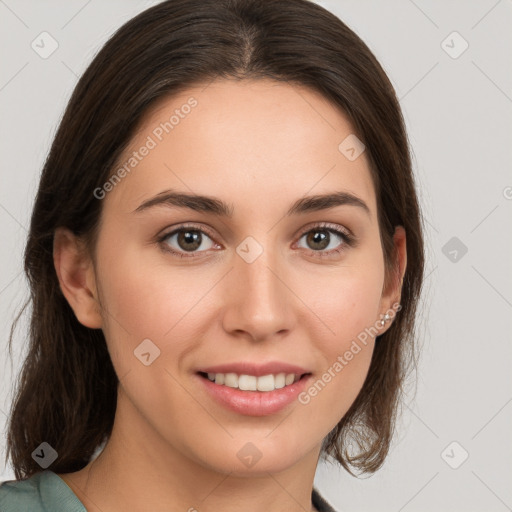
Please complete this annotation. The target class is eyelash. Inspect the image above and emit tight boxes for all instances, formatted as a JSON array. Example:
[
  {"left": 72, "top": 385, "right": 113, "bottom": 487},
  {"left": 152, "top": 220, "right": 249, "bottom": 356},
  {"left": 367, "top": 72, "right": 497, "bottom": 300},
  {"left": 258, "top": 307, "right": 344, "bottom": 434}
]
[{"left": 157, "top": 222, "right": 356, "bottom": 260}]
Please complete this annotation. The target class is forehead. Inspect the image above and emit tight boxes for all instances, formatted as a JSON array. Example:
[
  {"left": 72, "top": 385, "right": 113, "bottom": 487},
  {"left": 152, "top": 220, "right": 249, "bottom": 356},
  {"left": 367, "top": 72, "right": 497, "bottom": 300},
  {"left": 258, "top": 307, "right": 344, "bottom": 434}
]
[{"left": 105, "top": 78, "right": 376, "bottom": 217}]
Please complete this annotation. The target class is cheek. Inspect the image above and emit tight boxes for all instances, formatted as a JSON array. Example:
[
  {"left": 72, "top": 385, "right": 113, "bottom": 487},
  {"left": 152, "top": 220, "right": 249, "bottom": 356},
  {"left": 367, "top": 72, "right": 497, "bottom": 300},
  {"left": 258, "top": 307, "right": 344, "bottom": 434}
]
[
  {"left": 95, "top": 235, "right": 212, "bottom": 335},
  {"left": 314, "top": 277, "right": 379, "bottom": 384},
  {"left": 296, "top": 281, "right": 379, "bottom": 429},
  {"left": 292, "top": 254, "right": 384, "bottom": 419},
  {"left": 91, "top": 242, "right": 173, "bottom": 364},
  {"left": 298, "top": 260, "right": 384, "bottom": 347}
]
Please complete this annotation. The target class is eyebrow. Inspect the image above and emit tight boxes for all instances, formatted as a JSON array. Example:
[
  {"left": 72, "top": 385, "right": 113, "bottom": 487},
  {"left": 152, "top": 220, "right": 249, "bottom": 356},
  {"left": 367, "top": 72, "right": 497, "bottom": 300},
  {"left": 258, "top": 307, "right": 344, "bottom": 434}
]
[{"left": 133, "top": 189, "right": 371, "bottom": 217}]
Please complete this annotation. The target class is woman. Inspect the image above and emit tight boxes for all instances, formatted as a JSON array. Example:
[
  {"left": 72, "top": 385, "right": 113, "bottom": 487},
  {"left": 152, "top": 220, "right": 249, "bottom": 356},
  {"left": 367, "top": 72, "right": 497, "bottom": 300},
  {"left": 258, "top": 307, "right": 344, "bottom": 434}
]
[{"left": 0, "top": 0, "right": 424, "bottom": 510}]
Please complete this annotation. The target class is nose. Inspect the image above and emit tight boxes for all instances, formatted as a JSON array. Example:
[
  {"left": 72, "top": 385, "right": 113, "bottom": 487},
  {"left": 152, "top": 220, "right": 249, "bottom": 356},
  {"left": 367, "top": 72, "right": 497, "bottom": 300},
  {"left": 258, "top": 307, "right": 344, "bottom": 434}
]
[{"left": 220, "top": 240, "right": 296, "bottom": 342}]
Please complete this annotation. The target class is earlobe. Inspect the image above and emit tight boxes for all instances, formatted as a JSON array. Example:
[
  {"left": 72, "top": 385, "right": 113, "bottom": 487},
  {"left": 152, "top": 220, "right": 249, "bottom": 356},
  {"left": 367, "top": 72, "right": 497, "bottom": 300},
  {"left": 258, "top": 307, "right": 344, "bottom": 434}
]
[{"left": 53, "top": 227, "right": 103, "bottom": 329}]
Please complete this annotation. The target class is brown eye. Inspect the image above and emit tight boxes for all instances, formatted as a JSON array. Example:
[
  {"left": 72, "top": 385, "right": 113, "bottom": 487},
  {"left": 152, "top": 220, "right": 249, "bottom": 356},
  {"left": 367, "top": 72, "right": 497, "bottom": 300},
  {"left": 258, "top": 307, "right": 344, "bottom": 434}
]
[
  {"left": 305, "top": 230, "right": 331, "bottom": 251},
  {"left": 176, "top": 230, "right": 202, "bottom": 251},
  {"left": 297, "top": 227, "right": 349, "bottom": 254},
  {"left": 161, "top": 227, "right": 216, "bottom": 255},
  {"left": 294, "top": 221, "right": 356, "bottom": 259}
]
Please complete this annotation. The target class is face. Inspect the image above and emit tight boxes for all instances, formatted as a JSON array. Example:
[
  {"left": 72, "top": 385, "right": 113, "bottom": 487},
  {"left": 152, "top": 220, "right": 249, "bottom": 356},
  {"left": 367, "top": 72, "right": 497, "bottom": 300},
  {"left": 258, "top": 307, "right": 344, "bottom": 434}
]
[{"left": 59, "top": 78, "right": 403, "bottom": 476}]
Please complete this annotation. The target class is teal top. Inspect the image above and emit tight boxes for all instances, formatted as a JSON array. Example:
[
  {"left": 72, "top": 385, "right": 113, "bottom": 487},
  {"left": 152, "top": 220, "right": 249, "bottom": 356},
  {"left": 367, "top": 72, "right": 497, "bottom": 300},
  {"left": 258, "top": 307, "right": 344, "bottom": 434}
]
[
  {"left": 0, "top": 470, "right": 337, "bottom": 511},
  {"left": 0, "top": 471, "right": 85, "bottom": 511}
]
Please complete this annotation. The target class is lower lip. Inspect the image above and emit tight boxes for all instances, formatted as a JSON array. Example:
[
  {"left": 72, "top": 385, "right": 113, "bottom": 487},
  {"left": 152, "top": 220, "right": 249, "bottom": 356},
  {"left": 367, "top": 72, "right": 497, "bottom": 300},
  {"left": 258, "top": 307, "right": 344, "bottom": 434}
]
[{"left": 196, "top": 373, "right": 313, "bottom": 416}]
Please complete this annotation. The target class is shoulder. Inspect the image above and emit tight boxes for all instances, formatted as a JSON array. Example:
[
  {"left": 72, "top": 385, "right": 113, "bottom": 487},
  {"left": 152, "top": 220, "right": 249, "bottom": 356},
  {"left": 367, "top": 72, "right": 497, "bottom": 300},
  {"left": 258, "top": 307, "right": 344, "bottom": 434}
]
[
  {"left": 0, "top": 471, "right": 46, "bottom": 512},
  {"left": 0, "top": 470, "right": 86, "bottom": 512}
]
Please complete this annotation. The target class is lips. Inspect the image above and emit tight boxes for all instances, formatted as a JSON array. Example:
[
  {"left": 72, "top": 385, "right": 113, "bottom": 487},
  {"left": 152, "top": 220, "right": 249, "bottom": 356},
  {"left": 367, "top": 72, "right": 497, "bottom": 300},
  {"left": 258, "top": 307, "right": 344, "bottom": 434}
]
[
  {"left": 196, "top": 371, "right": 314, "bottom": 416},
  {"left": 195, "top": 361, "right": 311, "bottom": 377}
]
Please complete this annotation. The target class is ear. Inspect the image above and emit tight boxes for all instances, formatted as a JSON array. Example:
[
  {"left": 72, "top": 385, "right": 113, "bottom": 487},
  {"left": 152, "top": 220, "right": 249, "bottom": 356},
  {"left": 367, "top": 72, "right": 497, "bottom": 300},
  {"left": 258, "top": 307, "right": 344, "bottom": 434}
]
[
  {"left": 53, "top": 227, "right": 103, "bottom": 329},
  {"left": 377, "top": 225, "right": 407, "bottom": 332}
]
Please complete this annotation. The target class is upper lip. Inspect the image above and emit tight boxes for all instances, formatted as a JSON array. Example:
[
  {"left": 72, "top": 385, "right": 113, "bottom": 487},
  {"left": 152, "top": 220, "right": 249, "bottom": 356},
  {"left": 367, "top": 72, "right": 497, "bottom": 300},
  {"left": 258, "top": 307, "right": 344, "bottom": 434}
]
[{"left": 196, "top": 361, "right": 311, "bottom": 377}]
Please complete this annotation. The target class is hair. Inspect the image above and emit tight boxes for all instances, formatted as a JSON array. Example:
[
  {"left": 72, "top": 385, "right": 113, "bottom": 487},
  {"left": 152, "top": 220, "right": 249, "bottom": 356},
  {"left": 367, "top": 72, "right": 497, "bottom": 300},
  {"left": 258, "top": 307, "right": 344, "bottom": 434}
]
[{"left": 5, "top": 0, "right": 425, "bottom": 479}]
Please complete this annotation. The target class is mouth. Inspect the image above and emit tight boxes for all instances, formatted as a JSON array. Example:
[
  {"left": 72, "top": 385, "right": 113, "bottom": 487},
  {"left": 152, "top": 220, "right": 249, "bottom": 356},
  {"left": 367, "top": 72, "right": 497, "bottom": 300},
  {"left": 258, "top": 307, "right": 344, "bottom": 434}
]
[
  {"left": 197, "top": 371, "right": 312, "bottom": 392},
  {"left": 196, "top": 370, "right": 314, "bottom": 416}
]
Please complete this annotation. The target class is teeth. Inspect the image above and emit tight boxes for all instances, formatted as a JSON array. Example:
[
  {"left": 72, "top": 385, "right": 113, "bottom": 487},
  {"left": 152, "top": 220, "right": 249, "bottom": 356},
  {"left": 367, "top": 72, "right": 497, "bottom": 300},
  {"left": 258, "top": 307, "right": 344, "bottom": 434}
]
[
  {"left": 274, "top": 373, "right": 286, "bottom": 389},
  {"left": 224, "top": 372, "right": 238, "bottom": 388},
  {"left": 205, "top": 372, "right": 301, "bottom": 392}
]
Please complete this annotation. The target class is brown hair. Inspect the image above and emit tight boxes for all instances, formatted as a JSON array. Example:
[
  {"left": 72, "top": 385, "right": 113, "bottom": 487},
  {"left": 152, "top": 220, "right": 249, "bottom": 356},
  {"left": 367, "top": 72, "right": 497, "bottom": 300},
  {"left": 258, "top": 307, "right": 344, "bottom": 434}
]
[{"left": 5, "top": 0, "right": 425, "bottom": 479}]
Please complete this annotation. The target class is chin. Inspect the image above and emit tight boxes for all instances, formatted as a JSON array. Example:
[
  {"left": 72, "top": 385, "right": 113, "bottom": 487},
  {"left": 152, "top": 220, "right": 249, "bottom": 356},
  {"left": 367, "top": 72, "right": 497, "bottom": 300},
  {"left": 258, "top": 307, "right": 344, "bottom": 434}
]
[{"left": 197, "top": 440, "right": 310, "bottom": 476}]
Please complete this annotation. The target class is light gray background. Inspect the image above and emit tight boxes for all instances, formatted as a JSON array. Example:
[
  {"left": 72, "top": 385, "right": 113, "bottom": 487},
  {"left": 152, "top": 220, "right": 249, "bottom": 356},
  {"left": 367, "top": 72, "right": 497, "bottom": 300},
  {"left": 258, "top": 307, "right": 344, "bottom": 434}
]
[{"left": 1, "top": 1, "right": 511, "bottom": 511}]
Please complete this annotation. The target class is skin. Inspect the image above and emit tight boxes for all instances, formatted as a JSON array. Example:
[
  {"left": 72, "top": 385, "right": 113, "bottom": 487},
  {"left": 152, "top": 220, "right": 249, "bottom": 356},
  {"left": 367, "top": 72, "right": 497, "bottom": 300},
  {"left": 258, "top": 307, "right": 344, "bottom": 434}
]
[{"left": 53, "top": 78, "right": 406, "bottom": 512}]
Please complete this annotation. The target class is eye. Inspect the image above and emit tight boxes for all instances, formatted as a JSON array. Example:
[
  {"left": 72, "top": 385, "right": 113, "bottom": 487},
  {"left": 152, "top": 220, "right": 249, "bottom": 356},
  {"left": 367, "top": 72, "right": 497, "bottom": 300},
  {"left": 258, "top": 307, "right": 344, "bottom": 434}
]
[
  {"left": 157, "top": 221, "right": 355, "bottom": 260},
  {"left": 158, "top": 224, "right": 219, "bottom": 258},
  {"left": 295, "top": 222, "right": 355, "bottom": 258}
]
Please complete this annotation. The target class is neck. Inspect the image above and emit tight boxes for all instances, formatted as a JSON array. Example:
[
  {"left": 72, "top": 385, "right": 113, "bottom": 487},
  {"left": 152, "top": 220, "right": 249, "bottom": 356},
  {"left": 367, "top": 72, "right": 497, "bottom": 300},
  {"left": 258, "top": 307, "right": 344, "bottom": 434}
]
[{"left": 60, "top": 389, "right": 323, "bottom": 512}]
